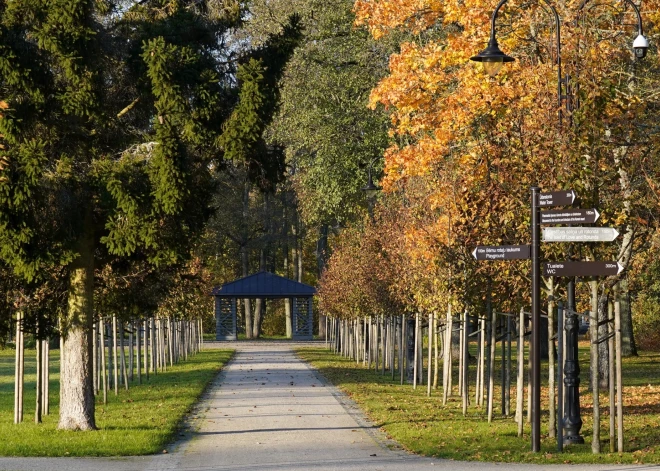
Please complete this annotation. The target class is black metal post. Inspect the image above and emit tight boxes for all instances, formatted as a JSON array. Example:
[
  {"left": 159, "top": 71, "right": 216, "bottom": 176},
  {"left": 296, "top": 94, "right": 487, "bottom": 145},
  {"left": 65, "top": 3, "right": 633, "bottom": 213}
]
[
  {"left": 531, "top": 186, "right": 541, "bottom": 452},
  {"left": 557, "top": 301, "right": 564, "bottom": 452},
  {"left": 563, "top": 306, "right": 585, "bottom": 444}
]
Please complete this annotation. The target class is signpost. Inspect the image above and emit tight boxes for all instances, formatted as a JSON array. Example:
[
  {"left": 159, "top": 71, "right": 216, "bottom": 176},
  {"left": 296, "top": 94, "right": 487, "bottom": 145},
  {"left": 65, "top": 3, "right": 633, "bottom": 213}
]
[
  {"left": 472, "top": 187, "right": 623, "bottom": 453},
  {"left": 544, "top": 261, "right": 624, "bottom": 277},
  {"left": 542, "top": 227, "right": 619, "bottom": 242},
  {"left": 541, "top": 208, "right": 599, "bottom": 225},
  {"left": 472, "top": 245, "right": 530, "bottom": 261},
  {"left": 538, "top": 190, "right": 576, "bottom": 207}
]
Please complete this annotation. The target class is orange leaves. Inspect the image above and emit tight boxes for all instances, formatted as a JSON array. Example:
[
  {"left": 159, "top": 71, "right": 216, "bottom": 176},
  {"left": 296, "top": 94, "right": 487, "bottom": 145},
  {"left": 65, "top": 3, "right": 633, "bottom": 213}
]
[{"left": 354, "top": 0, "right": 442, "bottom": 39}]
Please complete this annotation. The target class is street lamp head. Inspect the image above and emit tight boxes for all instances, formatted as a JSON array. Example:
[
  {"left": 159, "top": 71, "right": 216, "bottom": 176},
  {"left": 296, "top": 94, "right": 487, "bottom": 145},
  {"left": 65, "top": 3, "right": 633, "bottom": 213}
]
[
  {"left": 361, "top": 169, "right": 381, "bottom": 198},
  {"left": 470, "top": 38, "right": 515, "bottom": 77},
  {"left": 633, "top": 34, "right": 649, "bottom": 59}
]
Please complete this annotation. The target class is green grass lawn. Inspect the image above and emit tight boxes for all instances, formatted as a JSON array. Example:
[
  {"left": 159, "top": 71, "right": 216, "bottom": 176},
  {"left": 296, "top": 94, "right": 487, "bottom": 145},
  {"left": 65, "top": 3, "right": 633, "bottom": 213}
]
[
  {"left": 297, "top": 344, "right": 660, "bottom": 464},
  {"left": 0, "top": 347, "right": 233, "bottom": 456}
]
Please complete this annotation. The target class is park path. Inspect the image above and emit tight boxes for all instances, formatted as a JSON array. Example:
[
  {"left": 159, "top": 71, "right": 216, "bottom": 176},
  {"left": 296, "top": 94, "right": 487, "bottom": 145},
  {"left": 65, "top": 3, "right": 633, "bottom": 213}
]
[{"left": 0, "top": 341, "right": 652, "bottom": 471}]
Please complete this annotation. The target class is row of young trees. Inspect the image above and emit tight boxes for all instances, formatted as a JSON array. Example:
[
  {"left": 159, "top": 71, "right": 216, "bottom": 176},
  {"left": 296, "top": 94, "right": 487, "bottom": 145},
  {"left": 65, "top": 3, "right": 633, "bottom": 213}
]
[
  {"left": 13, "top": 313, "right": 203, "bottom": 425},
  {"left": 318, "top": 0, "right": 660, "bottom": 455}
]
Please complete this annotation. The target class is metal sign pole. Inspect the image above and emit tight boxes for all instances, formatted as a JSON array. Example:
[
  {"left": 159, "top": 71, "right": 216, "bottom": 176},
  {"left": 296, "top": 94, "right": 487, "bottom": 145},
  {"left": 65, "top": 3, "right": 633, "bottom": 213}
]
[
  {"left": 557, "top": 301, "right": 564, "bottom": 452},
  {"left": 531, "top": 186, "right": 541, "bottom": 452}
]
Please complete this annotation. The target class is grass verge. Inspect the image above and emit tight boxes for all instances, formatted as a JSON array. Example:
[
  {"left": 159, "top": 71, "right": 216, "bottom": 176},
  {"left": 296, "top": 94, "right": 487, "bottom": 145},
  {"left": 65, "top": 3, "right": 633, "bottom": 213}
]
[
  {"left": 0, "top": 348, "right": 233, "bottom": 456},
  {"left": 297, "top": 345, "right": 659, "bottom": 464}
]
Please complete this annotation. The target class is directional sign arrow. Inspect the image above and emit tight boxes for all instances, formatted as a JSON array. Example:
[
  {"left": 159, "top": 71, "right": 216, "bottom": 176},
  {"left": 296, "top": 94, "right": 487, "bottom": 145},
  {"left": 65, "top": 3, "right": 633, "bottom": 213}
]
[
  {"left": 538, "top": 190, "right": 576, "bottom": 207},
  {"left": 472, "top": 245, "right": 531, "bottom": 261},
  {"left": 542, "top": 227, "right": 619, "bottom": 242},
  {"left": 544, "top": 261, "right": 624, "bottom": 277},
  {"left": 541, "top": 208, "right": 600, "bottom": 225}
]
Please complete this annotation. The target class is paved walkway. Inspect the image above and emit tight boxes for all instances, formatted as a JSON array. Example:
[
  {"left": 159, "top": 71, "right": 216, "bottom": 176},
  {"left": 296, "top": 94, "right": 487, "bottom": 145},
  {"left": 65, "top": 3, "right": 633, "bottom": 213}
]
[{"left": 0, "top": 342, "right": 653, "bottom": 471}]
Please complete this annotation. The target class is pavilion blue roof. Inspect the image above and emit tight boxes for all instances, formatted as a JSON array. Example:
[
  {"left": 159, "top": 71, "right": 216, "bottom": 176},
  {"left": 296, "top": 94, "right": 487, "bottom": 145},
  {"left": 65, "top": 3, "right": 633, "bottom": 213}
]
[{"left": 211, "top": 271, "right": 317, "bottom": 298}]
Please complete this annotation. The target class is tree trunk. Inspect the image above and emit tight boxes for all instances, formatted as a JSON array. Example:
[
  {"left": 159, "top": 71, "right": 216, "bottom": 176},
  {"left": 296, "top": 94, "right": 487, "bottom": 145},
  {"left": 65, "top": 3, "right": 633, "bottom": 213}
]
[
  {"left": 443, "top": 305, "right": 452, "bottom": 402},
  {"left": 14, "top": 311, "right": 24, "bottom": 424},
  {"left": 413, "top": 313, "right": 419, "bottom": 389},
  {"left": 253, "top": 248, "right": 266, "bottom": 338},
  {"left": 136, "top": 321, "right": 141, "bottom": 384},
  {"left": 58, "top": 223, "right": 96, "bottom": 431},
  {"left": 42, "top": 338, "right": 50, "bottom": 415},
  {"left": 120, "top": 322, "right": 129, "bottom": 390},
  {"left": 113, "top": 316, "right": 119, "bottom": 394},
  {"left": 487, "top": 302, "right": 496, "bottom": 423},
  {"left": 100, "top": 319, "right": 107, "bottom": 405},
  {"left": 281, "top": 191, "right": 292, "bottom": 338},
  {"left": 253, "top": 299, "right": 264, "bottom": 338},
  {"left": 317, "top": 224, "right": 329, "bottom": 339},
  {"left": 242, "top": 176, "right": 253, "bottom": 339},
  {"left": 241, "top": 248, "right": 252, "bottom": 339},
  {"left": 92, "top": 321, "right": 98, "bottom": 395},
  {"left": 35, "top": 327, "right": 42, "bottom": 424},
  {"left": 129, "top": 321, "right": 134, "bottom": 381},
  {"left": 597, "top": 288, "right": 610, "bottom": 390},
  {"left": 615, "top": 279, "right": 636, "bottom": 356}
]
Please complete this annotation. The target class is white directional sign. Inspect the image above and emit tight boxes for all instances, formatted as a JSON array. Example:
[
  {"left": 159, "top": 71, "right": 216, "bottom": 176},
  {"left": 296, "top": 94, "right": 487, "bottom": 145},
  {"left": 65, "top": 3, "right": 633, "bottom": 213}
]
[
  {"left": 542, "top": 227, "right": 619, "bottom": 242},
  {"left": 472, "top": 245, "right": 530, "bottom": 261},
  {"left": 541, "top": 208, "right": 600, "bottom": 225}
]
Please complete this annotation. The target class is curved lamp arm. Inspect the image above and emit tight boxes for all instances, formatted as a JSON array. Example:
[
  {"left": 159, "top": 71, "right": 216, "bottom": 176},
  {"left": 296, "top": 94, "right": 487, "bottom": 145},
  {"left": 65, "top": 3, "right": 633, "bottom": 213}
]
[
  {"left": 578, "top": 0, "right": 648, "bottom": 57},
  {"left": 578, "top": 0, "right": 644, "bottom": 35},
  {"left": 472, "top": 0, "right": 562, "bottom": 104}
]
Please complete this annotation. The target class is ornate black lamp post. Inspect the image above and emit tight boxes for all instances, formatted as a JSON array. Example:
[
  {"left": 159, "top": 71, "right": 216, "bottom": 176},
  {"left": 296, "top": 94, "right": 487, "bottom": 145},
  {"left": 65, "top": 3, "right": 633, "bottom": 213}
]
[{"left": 470, "top": 0, "right": 648, "bottom": 453}]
